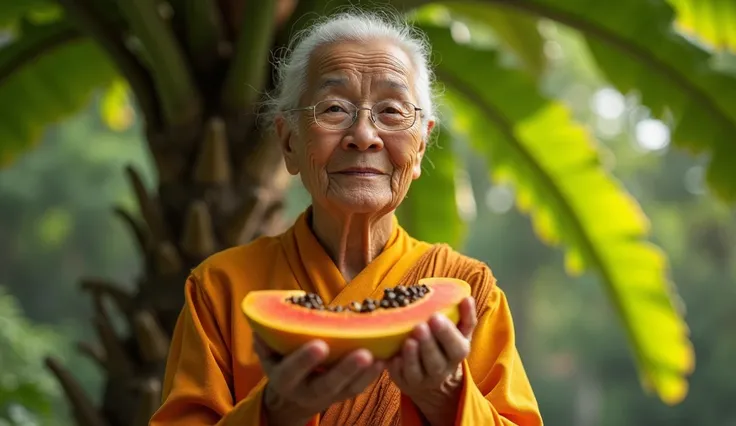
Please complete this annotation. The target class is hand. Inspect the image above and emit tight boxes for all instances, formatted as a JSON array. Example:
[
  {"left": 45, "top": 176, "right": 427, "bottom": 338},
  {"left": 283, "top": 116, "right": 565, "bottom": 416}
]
[
  {"left": 388, "top": 297, "right": 477, "bottom": 425},
  {"left": 252, "top": 334, "right": 385, "bottom": 426}
]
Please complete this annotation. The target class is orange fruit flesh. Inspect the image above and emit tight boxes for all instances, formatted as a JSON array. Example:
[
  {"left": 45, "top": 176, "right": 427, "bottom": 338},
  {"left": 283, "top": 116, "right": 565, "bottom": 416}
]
[{"left": 241, "top": 277, "right": 470, "bottom": 364}]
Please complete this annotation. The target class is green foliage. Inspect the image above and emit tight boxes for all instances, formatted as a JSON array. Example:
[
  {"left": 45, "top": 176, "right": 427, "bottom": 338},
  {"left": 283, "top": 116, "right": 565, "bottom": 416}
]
[
  {"left": 667, "top": 0, "right": 736, "bottom": 53},
  {"left": 419, "top": 19, "right": 693, "bottom": 404},
  {"left": 397, "top": 126, "right": 466, "bottom": 247},
  {"left": 0, "top": 97, "right": 153, "bottom": 426},
  {"left": 99, "top": 79, "right": 136, "bottom": 132},
  {"left": 0, "top": 286, "right": 64, "bottom": 425},
  {"left": 564, "top": 0, "right": 736, "bottom": 201},
  {"left": 442, "top": 4, "right": 546, "bottom": 76},
  {"left": 0, "top": 0, "right": 59, "bottom": 28},
  {"left": 0, "top": 19, "right": 117, "bottom": 166},
  {"left": 424, "top": 0, "right": 736, "bottom": 201},
  {"left": 0, "top": 96, "right": 151, "bottom": 322}
]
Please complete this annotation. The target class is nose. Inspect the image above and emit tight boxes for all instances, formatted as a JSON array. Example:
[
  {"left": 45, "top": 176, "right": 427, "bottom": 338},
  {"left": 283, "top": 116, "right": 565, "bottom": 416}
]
[{"left": 341, "top": 110, "right": 384, "bottom": 151}]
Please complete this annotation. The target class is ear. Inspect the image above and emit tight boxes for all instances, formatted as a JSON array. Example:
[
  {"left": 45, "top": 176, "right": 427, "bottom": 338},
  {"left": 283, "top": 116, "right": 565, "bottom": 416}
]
[
  {"left": 412, "top": 119, "right": 434, "bottom": 179},
  {"left": 276, "top": 114, "right": 299, "bottom": 175}
]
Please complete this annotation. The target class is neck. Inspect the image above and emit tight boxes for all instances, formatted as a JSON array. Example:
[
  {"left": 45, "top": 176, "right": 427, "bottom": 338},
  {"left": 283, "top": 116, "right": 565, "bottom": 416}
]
[{"left": 309, "top": 204, "right": 394, "bottom": 281}]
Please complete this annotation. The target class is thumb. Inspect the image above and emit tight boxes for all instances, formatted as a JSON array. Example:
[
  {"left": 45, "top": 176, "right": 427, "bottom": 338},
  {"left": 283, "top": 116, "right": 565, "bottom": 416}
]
[{"left": 457, "top": 297, "right": 477, "bottom": 340}]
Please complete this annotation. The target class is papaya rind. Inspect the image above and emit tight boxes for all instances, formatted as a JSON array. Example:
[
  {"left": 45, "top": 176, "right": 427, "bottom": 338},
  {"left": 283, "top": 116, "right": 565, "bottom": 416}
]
[{"left": 241, "top": 277, "right": 471, "bottom": 363}]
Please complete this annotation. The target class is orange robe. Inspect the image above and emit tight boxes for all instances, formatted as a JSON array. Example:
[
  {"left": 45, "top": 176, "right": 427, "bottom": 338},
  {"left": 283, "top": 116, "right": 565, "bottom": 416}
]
[{"left": 149, "top": 211, "right": 543, "bottom": 425}]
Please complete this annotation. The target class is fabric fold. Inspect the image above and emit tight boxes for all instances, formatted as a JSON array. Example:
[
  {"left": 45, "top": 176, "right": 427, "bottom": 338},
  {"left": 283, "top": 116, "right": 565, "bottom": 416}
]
[{"left": 149, "top": 210, "right": 542, "bottom": 426}]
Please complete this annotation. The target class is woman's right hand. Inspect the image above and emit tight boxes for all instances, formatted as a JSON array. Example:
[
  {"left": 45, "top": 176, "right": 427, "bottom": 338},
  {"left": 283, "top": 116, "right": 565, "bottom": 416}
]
[{"left": 252, "top": 333, "right": 385, "bottom": 426}]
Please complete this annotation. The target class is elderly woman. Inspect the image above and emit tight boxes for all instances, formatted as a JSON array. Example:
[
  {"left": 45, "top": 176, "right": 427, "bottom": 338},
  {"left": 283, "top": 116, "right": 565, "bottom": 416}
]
[{"left": 150, "top": 10, "right": 542, "bottom": 426}]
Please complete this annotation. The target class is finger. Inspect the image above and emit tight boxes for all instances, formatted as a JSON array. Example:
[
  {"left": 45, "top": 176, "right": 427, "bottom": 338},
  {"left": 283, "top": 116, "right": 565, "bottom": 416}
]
[
  {"left": 345, "top": 360, "right": 385, "bottom": 396},
  {"left": 309, "top": 348, "right": 372, "bottom": 398},
  {"left": 414, "top": 323, "right": 447, "bottom": 377},
  {"left": 401, "top": 338, "right": 423, "bottom": 385},
  {"left": 270, "top": 340, "right": 329, "bottom": 393},
  {"left": 457, "top": 297, "right": 478, "bottom": 339},
  {"left": 429, "top": 314, "right": 470, "bottom": 364}
]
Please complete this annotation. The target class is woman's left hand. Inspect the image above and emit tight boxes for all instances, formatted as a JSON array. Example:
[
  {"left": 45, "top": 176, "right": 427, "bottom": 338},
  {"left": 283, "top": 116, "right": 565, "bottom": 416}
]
[{"left": 388, "top": 296, "right": 477, "bottom": 425}]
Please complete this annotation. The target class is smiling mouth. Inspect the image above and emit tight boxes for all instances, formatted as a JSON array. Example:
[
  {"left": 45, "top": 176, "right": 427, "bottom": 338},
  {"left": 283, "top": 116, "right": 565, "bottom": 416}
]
[{"left": 335, "top": 168, "right": 386, "bottom": 176}]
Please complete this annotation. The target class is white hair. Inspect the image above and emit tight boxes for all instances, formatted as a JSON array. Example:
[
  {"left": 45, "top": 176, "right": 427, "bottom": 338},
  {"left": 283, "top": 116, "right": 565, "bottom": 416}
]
[{"left": 261, "top": 9, "right": 438, "bottom": 139}]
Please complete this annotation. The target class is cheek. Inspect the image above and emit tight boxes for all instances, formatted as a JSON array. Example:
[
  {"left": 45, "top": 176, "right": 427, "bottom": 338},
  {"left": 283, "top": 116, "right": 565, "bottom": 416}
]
[
  {"left": 387, "top": 133, "right": 423, "bottom": 169},
  {"left": 301, "top": 128, "right": 336, "bottom": 168},
  {"left": 300, "top": 129, "right": 341, "bottom": 195}
]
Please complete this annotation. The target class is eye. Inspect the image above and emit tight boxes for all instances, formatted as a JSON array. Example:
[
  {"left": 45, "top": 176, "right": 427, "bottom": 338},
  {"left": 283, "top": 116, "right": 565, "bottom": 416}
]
[
  {"left": 317, "top": 100, "right": 350, "bottom": 115},
  {"left": 376, "top": 101, "right": 410, "bottom": 116}
]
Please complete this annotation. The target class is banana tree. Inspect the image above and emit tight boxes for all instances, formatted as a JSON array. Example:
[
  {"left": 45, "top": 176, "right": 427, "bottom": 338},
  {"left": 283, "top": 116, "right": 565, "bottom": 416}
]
[{"left": 1, "top": 0, "right": 734, "bottom": 424}]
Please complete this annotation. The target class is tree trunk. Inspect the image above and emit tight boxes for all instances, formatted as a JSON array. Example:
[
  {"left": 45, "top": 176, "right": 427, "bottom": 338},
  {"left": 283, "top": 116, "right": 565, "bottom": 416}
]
[{"left": 44, "top": 112, "right": 291, "bottom": 426}]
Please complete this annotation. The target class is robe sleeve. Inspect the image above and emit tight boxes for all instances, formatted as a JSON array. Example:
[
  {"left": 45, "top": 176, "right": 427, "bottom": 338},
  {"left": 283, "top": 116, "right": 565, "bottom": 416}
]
[
  {"left": 148, "top": 275, "right": 319, "bottom": 426},
  {"left": 452, "top": 285, "right": 543, "bottom": 425}
]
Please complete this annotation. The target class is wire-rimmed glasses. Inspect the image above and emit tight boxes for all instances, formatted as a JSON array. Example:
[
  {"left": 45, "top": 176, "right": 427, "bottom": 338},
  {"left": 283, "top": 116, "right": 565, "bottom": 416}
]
[{"left": 285, "top": 99, "right": 422, "bottom": 131}]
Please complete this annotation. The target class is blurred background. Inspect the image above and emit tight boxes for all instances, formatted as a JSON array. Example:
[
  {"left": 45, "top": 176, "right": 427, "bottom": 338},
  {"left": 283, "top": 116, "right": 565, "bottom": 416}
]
[{"left": 1, "top": 1, "right": 735, "bottom": 425}]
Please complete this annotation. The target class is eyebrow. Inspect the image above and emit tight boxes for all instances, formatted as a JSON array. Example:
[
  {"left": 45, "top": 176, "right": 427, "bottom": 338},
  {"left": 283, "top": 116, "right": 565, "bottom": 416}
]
[
  {"left": 376, "top": 79, "right": 410, "bottom": 93},
  {"left": 316, "top": 77, "right": 348, "bottom": 92}
]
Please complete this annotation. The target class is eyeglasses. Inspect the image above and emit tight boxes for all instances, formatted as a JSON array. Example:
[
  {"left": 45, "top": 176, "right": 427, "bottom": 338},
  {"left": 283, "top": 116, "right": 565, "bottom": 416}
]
[{"left": 285, "top": 99, "right": 422, "bottom": 131}]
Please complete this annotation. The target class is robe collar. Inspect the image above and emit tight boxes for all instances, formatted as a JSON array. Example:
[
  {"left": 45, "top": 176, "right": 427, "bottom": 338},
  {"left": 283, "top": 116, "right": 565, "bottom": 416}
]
[{"left": 280, "top": 207, "right": 432, "bottom": 306}]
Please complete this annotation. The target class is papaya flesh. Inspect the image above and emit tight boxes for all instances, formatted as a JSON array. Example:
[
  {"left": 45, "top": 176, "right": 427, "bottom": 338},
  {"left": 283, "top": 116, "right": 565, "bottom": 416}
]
[{"left": 241, "top": 277, "right": 471, "bottom": 364}]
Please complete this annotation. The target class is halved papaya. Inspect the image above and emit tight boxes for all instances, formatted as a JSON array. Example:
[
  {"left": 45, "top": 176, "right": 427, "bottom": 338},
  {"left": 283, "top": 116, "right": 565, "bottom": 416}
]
[{"left": 241, "top": 277, "right": 471, "bottom": 364}]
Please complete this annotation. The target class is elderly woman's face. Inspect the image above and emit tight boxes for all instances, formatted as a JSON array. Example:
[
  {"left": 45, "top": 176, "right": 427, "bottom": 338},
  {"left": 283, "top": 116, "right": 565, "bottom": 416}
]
[{"left": 278, "top": 40, "right": 434, "bottom": 216}]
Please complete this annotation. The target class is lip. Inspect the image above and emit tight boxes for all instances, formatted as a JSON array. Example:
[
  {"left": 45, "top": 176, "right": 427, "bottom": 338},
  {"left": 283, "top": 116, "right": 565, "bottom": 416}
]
[{"left": 334, "top": 167, "right": 386, "bottom": 175}]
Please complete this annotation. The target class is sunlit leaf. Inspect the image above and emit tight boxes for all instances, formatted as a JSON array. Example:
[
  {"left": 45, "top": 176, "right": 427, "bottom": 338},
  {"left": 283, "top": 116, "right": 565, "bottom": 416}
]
[
  {"left": 100, "top": 79, "right": 136, "bottom": 132},
  {"left": 444, "top": 3, "right": 547, "bottom": 75},
  {"left": 667, "top": 0, "right": 736, "bottom": 53},
  {"left": 420, "top": 21, "right": 694, "bottom": 405},
  {"left": 453, "top": 0, "right": 736, "bottom": 201},
  {"left": 0, "top": 20, "right": 118, "bottom": 167},
  {"left": 564, "top": 0, "right": 736, "bottom": 201},
  {"left": 397, "top": 126, "right": 466, "bottom": 247}
]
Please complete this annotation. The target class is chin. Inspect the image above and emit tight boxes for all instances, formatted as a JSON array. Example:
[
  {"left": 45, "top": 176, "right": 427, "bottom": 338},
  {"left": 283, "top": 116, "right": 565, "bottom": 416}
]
[{"left": 326, "top": 193, "right": 394, "bottom": 216}]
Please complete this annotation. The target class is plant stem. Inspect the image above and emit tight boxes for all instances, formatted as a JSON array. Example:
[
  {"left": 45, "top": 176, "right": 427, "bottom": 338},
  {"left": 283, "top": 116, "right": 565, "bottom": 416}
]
[
  {"left": 117, "top": 0, "right": 202, "bottom": 128},
  {"left": 220, "top": 0, "right": 276, "bottom": 114},
  {"left": 183, "top": 0, "right": 226, "bottom": 76}
]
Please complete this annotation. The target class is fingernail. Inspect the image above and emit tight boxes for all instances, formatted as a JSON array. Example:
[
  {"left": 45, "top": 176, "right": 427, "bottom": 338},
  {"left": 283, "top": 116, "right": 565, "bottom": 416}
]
[
  {"left": 310, "top": 341, "right": 328, "bottom": 358},
  {"left": 417, "top": 323, "right": 430, "bottom": 340}
]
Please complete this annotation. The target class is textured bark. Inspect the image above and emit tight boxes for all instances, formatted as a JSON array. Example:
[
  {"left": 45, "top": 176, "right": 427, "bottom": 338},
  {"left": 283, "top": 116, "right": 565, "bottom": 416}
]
[
  {"left": 44, "top": 5, "right": 293, "bottom": 420},
  {"left": 46, "top": 112, "right": 291, "bottom": 425}
]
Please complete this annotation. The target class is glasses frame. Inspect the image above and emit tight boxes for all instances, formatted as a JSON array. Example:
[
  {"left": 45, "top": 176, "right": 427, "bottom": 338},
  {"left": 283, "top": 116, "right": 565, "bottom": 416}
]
[{"left": 284, "top": 99, "right": 423, "bottom": 131}]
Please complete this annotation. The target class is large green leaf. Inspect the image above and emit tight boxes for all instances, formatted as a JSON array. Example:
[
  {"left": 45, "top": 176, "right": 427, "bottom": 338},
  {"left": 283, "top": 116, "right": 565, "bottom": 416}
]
[
  {"left": 397, "top": 126, "right": 466, "bottom": 247},
  {"left": 438, "top": 0, "right": 736, "bottom": 201},
  {"left": 420, "top": 21, "right": 694, "bottom": 405},
  {"left": 566, "top": 0, "right": 736, "bottom": 201},
  {"left": 443, "top": 3, "right": 547, "bottom": 76},
  {"left": 667, "top": 0, "right": 736, "bottom": 53},
  {"left": 0, "top": 20, "right": 117, "bottom": 166}
]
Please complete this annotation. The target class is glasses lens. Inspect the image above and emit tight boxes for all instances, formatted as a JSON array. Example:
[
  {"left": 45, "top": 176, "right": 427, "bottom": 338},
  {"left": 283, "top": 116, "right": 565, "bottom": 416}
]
[
  {"left": 373, "top": 100, "right": 417, "bottom": 131},
  {"left": 314, "top": 100, "right": 356, "bottom": 130}
]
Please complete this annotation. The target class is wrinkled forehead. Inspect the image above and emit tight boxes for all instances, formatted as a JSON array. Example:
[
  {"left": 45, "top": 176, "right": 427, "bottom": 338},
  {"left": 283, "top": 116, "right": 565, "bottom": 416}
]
[{"left": 303, "top": 40, "right": 416, "bottom": 101}]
